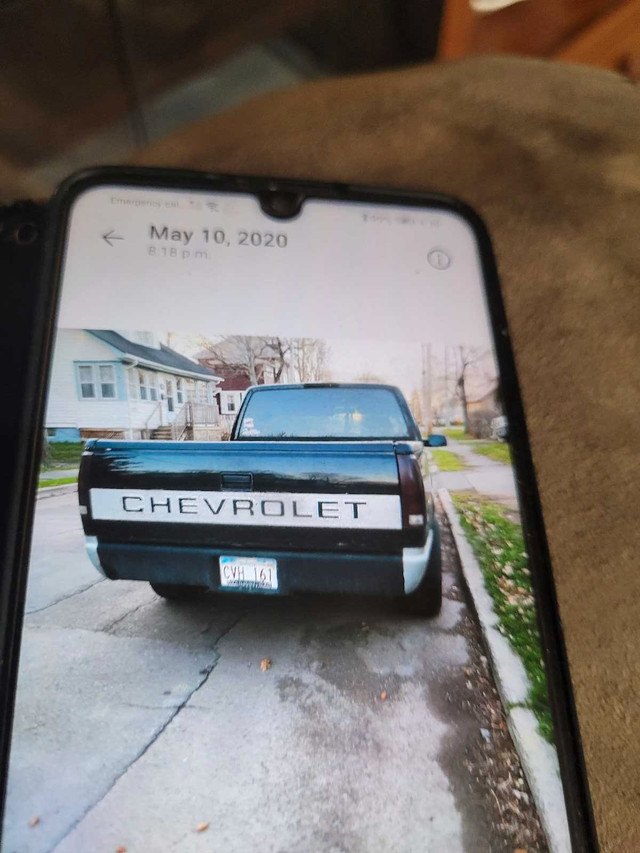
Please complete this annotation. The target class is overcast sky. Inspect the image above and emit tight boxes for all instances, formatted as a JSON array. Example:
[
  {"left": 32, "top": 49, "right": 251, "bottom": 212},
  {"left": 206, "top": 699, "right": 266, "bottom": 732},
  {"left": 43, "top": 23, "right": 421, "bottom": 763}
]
[
  {"left": 170, "top": 332, "right": 494, "bottom": 399},
  {"left": 323, "top": 338, "right": 423, "bottom": 396}
]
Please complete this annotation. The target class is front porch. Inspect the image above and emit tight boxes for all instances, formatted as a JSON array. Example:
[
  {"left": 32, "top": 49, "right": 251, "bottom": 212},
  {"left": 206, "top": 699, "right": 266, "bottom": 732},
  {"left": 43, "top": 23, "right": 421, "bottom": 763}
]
[{"left": 142, "top": 401, "right": 231, "bottom": 440}]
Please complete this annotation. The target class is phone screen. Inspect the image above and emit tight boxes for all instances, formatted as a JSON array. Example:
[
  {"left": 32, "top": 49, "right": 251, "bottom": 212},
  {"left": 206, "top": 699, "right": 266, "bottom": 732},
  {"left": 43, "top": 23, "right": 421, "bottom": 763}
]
[{"left": 5, "top": 180, "right": 575, "bottom": 851}]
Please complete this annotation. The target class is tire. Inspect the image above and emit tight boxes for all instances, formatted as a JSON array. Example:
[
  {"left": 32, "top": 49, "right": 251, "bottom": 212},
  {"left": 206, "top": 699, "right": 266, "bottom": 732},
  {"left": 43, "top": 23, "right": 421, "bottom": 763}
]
[
  {"left": 399, "top": 524, "right": 443, "bottom": 617},
  {"left": 150, "top": 582, "right": 205, "bottom": 601}
]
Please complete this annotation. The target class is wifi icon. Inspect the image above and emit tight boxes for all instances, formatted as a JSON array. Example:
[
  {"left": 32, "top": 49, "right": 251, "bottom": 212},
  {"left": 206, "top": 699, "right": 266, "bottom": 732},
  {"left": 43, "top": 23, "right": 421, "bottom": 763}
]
[{"left": 206, "top": 201, "right": 219, "bottom": 212}]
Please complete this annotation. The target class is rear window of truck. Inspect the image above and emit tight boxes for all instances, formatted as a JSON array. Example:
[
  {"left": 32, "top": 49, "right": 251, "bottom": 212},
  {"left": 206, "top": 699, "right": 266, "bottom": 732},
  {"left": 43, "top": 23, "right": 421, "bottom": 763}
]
[{"left": 237, "top": 387, "right": 413, "bottom": 440}]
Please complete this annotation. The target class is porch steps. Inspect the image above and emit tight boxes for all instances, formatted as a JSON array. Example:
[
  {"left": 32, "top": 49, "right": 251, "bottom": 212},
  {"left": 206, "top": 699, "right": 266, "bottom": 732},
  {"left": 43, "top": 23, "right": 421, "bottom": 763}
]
[{"left": 150, "top": 426, "right": 173, "bottom": 440}]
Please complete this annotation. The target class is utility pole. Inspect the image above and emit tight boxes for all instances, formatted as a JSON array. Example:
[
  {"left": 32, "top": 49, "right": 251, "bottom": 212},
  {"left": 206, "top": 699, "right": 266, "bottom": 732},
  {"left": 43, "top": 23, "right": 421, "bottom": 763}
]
[
  {"left": 421, "top": 345, "right": 427, "bottom": 432},
  {"left": 444, "top": 344, "right": 449, "bottom": 425},
  {"left": 427, "top": 343, "right": 432, "bottom": 433},
  {"left": 288, "top": 338, "right": 295, "bottom": 384},
  {"left": 421, "top": 344, "right": 432, "bottom": 433}
]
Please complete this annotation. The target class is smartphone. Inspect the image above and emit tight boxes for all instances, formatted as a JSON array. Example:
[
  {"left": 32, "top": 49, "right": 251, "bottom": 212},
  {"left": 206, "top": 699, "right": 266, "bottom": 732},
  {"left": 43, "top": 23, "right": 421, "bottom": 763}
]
[{"left": 1, "top": 169, "right": 596, "bottom": 852}]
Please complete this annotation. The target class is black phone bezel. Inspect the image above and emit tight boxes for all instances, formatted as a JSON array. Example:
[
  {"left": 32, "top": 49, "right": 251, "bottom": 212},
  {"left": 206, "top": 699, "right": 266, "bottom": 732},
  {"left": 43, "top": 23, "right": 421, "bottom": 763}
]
[{"left": 0, "top": 166, "right": 598, "bottom": 851}]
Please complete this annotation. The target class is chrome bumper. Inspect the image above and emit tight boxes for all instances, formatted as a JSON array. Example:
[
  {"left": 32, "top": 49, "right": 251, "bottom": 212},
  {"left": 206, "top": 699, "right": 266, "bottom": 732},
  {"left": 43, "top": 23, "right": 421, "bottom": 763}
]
[
  {"left": 85, "top": 535, "right": 107, "bottom": 578},
  {"left": 402, "top": 526, "right": 435, "bottom": 594}
]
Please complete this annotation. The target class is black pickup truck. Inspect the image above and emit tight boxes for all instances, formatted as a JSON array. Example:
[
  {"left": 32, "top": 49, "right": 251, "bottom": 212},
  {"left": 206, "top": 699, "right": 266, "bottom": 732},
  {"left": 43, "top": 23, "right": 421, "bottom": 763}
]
[{"left": 78, "top": 384, "right": 442, "bottom": 615}]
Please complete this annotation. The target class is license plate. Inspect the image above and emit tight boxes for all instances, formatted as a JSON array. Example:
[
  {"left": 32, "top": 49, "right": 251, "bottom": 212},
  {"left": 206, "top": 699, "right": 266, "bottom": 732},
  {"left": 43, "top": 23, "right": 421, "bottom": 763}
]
[{"left": 219, "top": 556, "right": 278, "bottom": 591}]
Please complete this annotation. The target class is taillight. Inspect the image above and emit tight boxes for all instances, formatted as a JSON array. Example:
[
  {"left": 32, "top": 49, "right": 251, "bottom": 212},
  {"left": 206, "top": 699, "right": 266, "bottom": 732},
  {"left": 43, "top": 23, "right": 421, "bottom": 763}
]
[
  {"left": 397, "top": 453, "right": 426, "bottom": 529},
  {"left": 77, "top": 446, "right": 93, "bottom": 517}
]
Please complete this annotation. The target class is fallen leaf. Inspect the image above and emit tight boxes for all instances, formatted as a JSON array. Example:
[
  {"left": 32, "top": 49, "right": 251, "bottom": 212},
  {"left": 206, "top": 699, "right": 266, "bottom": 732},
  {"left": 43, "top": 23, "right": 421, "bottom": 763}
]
[
  {"left": 28, "top": 816, "right": 40, "bottom": 828},
  {"left": 260, "top": 658, "right": 271, "bottom": 672},
  {"left": 196, "top": 822, "right": 210, "bottom": 833},
  {"left": 380, "top": 691, "right": 387, "bottom": 701}
]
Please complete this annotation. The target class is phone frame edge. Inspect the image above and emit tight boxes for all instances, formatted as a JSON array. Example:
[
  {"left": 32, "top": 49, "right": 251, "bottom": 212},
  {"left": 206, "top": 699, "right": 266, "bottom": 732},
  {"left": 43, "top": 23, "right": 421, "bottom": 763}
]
[{"left": 0, "top": 166, "right": 599, "bottom": 851}]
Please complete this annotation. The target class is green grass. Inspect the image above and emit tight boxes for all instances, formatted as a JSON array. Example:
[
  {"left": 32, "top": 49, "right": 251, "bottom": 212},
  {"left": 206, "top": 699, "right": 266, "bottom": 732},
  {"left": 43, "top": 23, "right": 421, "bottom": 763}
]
[
  {"left": 41, "top": 441, "right": 83, "bottom": 470},
  {"left": 473, "top": 442, "right": 512, "bottom": 465},
  {"left": 430, "top": 449, "right": 466, "bottom": 472},
  {"left": 443, "top": 427, "right": 474, "bottom": 441},
  {"left": 452, "top": 493, "right": 553, "bottom": 742},
  {"left": 38, "top": 476, "right": 78, "bottom": 489}
]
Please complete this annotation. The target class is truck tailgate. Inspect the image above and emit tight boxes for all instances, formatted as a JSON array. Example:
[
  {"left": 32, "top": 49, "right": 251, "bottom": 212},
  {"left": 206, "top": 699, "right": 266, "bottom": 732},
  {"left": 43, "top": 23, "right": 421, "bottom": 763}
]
[{"left": 80, "top": 440, "right": 420, "bottom": 554}]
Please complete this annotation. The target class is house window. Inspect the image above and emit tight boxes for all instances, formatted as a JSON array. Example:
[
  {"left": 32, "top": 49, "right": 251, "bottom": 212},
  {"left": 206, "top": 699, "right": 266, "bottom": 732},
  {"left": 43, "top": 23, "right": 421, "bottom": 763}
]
[
  {"left": 99, "top": 365, "right": 116, "bottom": 398},
  {"left": 227, "top": 394, "right": 236, "bottom": 413},
  {"left": 77, "top": 364, "right": 117, "bottom": 400},
  {"left": 138, "top": 371, "right": 148, "bottom": 401},
  {"left": 78, "top": 365, "right": 96, "bottom": 398},
  {"left": 176, "top": 379, "right": 184, "bottom": 405},
  {"left": 128, "top": 370, "right": 138, "bottom": 400},
  {"left": 149, "top": 374, "right": 158, "bottom": 402},
  {"left": 196, "top": 381, "right": 206, "bottom": 403}
]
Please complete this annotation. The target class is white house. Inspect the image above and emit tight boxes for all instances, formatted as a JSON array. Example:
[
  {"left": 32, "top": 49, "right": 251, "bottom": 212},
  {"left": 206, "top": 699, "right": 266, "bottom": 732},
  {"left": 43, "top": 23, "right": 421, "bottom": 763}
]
[{"left": 45, "top": 330, "right": 222, "bottom": 441}]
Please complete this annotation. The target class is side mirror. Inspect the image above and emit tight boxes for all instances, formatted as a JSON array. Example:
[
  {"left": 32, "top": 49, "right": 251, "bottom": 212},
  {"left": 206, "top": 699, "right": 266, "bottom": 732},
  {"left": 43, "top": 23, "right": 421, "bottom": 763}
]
[{"left": 424, "top": 434, "right": 447, "bottom": 447}]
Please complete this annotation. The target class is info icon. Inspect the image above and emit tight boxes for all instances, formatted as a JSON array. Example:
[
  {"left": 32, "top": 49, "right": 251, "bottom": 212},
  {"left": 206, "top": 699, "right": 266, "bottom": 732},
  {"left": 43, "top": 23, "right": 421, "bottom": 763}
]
[{"left": 427, "top": 248, "right": 452, "bottom": 270}]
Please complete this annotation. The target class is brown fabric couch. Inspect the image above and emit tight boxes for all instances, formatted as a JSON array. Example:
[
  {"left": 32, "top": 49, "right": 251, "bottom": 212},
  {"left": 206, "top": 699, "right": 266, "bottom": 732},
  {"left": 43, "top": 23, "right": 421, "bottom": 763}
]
[{"left": 133, "top": 56, "right": 640, "bottom": 851}]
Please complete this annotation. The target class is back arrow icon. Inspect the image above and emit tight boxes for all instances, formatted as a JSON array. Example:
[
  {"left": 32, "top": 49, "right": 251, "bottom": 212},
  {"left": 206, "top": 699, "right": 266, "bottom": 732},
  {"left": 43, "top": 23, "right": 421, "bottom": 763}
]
[{"left": 102, "top": 230, "right": 124, "bottom": 247}]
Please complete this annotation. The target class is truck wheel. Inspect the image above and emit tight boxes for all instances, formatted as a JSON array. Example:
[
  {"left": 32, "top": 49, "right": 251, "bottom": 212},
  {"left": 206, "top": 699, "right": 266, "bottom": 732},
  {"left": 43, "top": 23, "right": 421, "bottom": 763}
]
[
  {"left": 400, "top": 525, "right": 442, "bottom": 617},
  {"left": 150, "top": 582, "right": 205, "bottom": 601}
]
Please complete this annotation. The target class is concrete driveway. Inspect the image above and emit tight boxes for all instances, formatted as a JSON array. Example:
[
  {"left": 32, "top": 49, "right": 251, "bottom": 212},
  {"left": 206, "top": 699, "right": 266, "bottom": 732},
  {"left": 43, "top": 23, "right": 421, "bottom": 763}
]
[{"left": 3, "top": 493, "right": 543, "bottom": 853}]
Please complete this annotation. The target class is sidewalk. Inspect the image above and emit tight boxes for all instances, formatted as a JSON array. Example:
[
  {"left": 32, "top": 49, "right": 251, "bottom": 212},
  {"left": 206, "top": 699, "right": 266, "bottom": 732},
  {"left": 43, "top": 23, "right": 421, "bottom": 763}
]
[
  {"left": 432, "top": 440, "right": 517, "bottom": 503},
  {"left": 38, "top": 468, "right": 79, "bottom": 500},
  {"left": 39, "top": 468, "right": 79, "bottom": 480},
  {"left": 440, "top": 488, "right": 570, "bottom": 853}
]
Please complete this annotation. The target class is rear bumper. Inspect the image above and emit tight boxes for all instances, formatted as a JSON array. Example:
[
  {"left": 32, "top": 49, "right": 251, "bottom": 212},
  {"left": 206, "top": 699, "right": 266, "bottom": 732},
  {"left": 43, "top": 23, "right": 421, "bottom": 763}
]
[{"left": 85, "top": 526, "right": 438, "bottom": 597}]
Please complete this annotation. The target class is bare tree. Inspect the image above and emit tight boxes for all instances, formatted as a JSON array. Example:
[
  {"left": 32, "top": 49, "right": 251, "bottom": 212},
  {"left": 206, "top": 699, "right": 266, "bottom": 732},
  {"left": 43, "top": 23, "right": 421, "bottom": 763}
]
[
  {"left": 292, "top": 338, "right": 329, "bottom": 382},
  {"left": 409, "top": 389, "right": 423, "bottom": 426},
  {"left": 197, "top": 335, "right": 290, "bottom": 385},
  {"left": 268, "top": 337, "right": 290, "bottom": 383},
  {"left": 455, "top": 346, "right": 487, "bottom": 433}
]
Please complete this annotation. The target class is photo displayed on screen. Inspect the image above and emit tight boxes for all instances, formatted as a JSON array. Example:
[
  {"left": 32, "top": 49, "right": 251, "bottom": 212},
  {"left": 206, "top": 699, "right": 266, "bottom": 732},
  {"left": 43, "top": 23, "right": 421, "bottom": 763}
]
[{"left": 4, "top": 186, "right": 571, "bottom": 853}]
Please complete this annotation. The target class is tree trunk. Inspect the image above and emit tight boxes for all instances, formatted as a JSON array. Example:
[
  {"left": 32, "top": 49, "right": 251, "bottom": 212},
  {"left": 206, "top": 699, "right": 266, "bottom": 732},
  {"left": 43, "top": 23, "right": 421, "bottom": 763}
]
[
  {"left": 246, "top": 343, "right": 259, "bottom": 386},
  {"left": 456, "top": 346, "right": 472, "bottom": 434},
  {"left": 457, "top": 375, "right": 469, "bottom": 434},
  {"left": 271, "top": 338, "right": 289, "bottom": 383}
]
